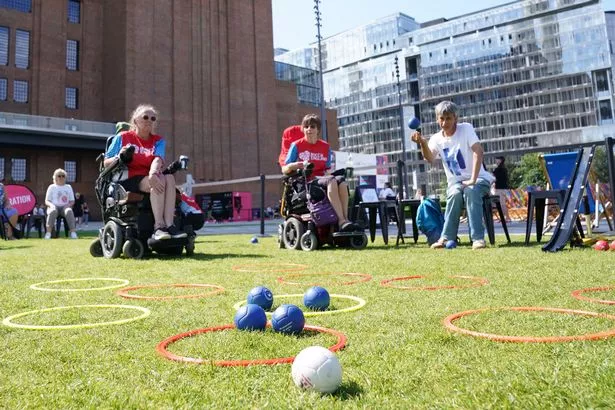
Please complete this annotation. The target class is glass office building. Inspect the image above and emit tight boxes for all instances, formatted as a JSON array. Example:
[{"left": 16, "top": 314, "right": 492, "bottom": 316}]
[{"left": 276, "top": 0, "right": 615, "bottom": 194}]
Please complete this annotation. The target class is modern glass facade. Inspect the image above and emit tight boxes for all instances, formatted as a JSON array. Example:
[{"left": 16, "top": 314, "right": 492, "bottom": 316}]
[
  {"left": 274, "top": 61, "right": 320, "bottom": 106},
  {"left": 276, "top": 0, "right": 615, "bottom": 195}
]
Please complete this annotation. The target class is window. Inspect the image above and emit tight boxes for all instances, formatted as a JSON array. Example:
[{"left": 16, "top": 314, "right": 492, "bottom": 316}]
[
  {"left": 0, "top": 0, "right": 31, "bottom": 12},
  {"left": 0, "top": 78, "right": 6, "bottom": 100},
  {"left": 65, "top": 87, "right": 78, "bottom": 109},
  {"left": 64, "top": 160, "right": 76, "bottom": 182},
  {"left": 68, "top": 0, "right": 80, "bottom": 23},
  {"left": 66, "top": 39, "right": 79, "bottom": 71},
  {"left": 599, "top": 100, "right": 613, "bottom": 120},
  {"left": 13, "top": 80, "right": 28, "bottom": 103},
  {"left": 11, "top": 158, "right": 26, "bottom": 182},
  {"left": 0, "top": 26, "right": 8, "bottom": 65},
  {"left": 15, "top": 29, "right": 29, "bottom": 69},
  {"left": 0, "top": 157, "right": 4, "bottom": 180}
]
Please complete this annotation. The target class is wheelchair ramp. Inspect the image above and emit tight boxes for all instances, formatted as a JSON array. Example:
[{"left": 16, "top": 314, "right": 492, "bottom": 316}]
[{"left": 542, "top": 146, "right": 595, "bottom": 252}]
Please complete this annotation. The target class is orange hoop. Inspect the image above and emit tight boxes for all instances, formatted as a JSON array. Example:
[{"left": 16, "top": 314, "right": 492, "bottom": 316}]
[
  {"left": 444, "top": 306, "right": 615, "bottom": 343},
  {"left": 116, "top": 284, "right": 224, "bottom": 300},
  {"left": 156, "top": 324, "right": 347, "bottom": 366},
  {"left": 380, "top": 275, "right": 489, "bottom": 290},
  {"left": 571, "top": 286, "right": 615, "bottom": 305},
  {"left": 277, "top": 272, "right": 372, "bottom": 286}
]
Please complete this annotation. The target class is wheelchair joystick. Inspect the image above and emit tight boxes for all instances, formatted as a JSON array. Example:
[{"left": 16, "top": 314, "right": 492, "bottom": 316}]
[{"left": 119, "top": 145, "right": 135, "bottom": 164}]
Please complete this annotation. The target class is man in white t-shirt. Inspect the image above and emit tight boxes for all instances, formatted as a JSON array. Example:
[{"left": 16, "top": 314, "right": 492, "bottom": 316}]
[
  {"left": 44, "top": 168, "right": 78, "bottom": 239},
  {"left": 411, "top": 100, "right": 494, "bottom": 249}
]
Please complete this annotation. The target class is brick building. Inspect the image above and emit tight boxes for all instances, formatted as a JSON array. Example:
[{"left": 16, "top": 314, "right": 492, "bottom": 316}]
[{"left": 0, "top": 0, "right": 337, "bottom": 220}]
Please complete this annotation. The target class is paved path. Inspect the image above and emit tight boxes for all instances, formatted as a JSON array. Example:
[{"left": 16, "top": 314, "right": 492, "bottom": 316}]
[{"left": 79, "top": 218, "right": 529, "bottom": 238}]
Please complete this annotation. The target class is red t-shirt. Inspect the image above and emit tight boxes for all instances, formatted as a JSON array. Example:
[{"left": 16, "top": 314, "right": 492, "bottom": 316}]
[
  {"left": 278, "top": 125, "right": 304, "bottom": 167},
  {"left": 285, "top": 137, "right": 331, "bottom": 180},
  {"left": 105, "top": 131, "right": 166, "bottom": 178}
]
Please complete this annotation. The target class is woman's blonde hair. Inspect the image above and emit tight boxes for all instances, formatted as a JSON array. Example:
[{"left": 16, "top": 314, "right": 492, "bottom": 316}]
[
  {"left": 52, "top": 168, "right": 67, "bottom": 183},
  {"left": 129, "top": 104, "right": 158, "bottom": 131}
]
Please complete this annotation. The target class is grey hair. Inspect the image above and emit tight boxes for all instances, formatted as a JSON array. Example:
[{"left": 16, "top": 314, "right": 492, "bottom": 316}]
[
  {"left": 52, "top": 168, "right": 67, "bottom": 183},
  {"left": 434, "top": 100, "right": 458, "bottom": 117},
  {"left": 129, "top": 104, "right": 158, "bottom": 131}
]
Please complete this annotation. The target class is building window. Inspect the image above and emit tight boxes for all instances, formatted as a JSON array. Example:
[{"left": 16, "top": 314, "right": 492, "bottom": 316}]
[
  {"left": 15, "top": 29, "right": 29, "bottom": 69},
  {"left": 0, "top": 26, "right": 8, "bottom": 65},
  {"left": 0, "top": 157, "right": 4, "bottom": 180},
  {"left": 65, "top": 87, "right": 78, "bottom": 109},
  {"left": 13, "top": 80, "right": 28, "bottom": 103},
  {"left": 599, "top": 100, "right": 613, "bottom": 120},
  {"left": 11, "top": 158, "right": 27, "bottom": 182},
  {"left": 66, "top": 39, "right": 79, "bottom": 71},
  {"left": 67, "top": 0, "right": 80, "bottom": 23},
  {"left": 0, "top": 0, "right": 31, "bottom": 12},
  {"left": 64, "top": 160, "right": 76, "bottom": 182},
  {"left": 0, "top": 78, "right": 6, "bottom": 100}
]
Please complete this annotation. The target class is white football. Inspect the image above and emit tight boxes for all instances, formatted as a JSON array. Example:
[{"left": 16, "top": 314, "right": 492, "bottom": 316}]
[{"left": 291, "top": 346, "right": 342, "bottom": 394}]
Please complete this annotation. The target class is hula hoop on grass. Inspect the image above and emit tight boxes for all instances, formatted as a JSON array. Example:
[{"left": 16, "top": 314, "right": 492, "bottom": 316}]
[
  {"left": 156, "top": 323, "right": 347, "bottom": 366},
  {"left": 277, "top": 272, "right": 372, "bottom": 286},
  {"left": 232, "top": 263, "right": 308, "bottom": 273},
  {"left": 571, "top": 286, "right": 615, "bottom": 305},
  {"left": 30, "top": 277, "right": 130, "bottom": 292},
  {"left": 2, "top": 304, "right": 151, "bottom": 330},
  {"left": 443, "top": 306, "right": 615, "bottom": 343},
  {"left": 116, "top": 284, "right": 225, "bottom": 300},
  {"left": 232, "top": 294, "right": 366, "bottom": 317},
  {"left": 380, "top": 275, "right": 489, "bottom": 290}
]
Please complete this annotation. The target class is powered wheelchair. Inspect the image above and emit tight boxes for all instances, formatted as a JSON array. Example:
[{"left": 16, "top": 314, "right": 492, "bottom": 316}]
[
  {"left": 277, "top": 164, "right": 368, "bottom": 251},
  {"left": 89, "top": 145, "right": 202, "bottom": 259}
]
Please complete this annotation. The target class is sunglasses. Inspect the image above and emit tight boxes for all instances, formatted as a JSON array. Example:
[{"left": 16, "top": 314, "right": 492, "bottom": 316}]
[
  {"left": 142, "top": 115, "right": 157, "bottom": 122},
  {"left": 57, "top": 175, "right": 66, "bottom": 178}
]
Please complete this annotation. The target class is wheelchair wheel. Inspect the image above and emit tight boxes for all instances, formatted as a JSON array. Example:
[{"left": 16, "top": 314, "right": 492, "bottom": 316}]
[
  {"left": 102, "top": 221, "right": 123, "bottom": 259},
  {"left": 89, "top": 238, "right": 103, "bottom": 257},
  {"left": 123, "top": 239, "right": 145, "bottom": 259},
  {"left": 300, "top": 231, "right": 318, "bottom": 251},
  {"left": 283, "top": 218, "right": 304, "bottom": 250},
  {"left": 349, "top": 233, "right": 368, "bottom": 250}
]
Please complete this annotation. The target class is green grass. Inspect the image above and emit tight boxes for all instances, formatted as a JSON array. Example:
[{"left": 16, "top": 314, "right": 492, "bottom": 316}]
[{"left": 1, "top": 232, "right": 615, "bottom": 409}]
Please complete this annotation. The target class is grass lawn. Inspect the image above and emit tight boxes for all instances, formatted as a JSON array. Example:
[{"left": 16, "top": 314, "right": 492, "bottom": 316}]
[{"left": 1, "top": 231, "right": 614, "bottom": 409}]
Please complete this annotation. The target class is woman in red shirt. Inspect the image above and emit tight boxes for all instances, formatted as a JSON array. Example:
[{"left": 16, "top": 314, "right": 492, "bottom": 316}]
[
  {"left": 282, "top": 114, "right": 357, "bottom": 232},
  {"left": 104, "top": 104, "right": 186, "bottom": 241}
]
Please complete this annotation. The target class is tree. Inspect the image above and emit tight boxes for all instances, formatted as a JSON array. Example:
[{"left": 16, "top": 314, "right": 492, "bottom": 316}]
[
  {"left": 591, "top": 146, "right": 610, "bottom": 183},
  {"left": 509, "top": 152, "right": 548, "bottom": 189}
]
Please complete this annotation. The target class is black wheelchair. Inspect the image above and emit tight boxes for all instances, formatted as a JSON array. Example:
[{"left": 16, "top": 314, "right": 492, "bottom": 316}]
[
  {"left": 278, "top": 164, "right": 368, "bottom": 251},
  {"left": 90, "top": 145, "right": 201, "bottom": 259}
]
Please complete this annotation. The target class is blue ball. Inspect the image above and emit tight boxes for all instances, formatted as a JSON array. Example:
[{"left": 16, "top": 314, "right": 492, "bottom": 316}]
[
  {"left": 247, "top": 286, "right": 274, "bottom": 310},
  {"left": 250, "top": 237, "right": 258, "bottom": 244},
  {"left": 303, "top": 286, "right": 330, "bottom": 311},
  {"left": 445, "top": 240, "right": 457, "bottom": 249},
  {"left": 408, "top": 117, "right": 421, "bottom": 130},
  {"left": 271, "top": 304, "right": 305, "bottom": 334},
  {"left": 234, "top": 304, "right": 267, "bottom": 331}
]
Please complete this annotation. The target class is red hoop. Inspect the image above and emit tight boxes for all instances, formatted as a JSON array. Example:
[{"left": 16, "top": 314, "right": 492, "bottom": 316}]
[
  {"left": 571, "top": 286, "right": 615, "bottom": 305},
  {"left": 116, "top": 284, "right": 225, "bottom": 300},
  {"left": 156, "top": 324, "right": 347, "bottom": 366},
  {"left": 380, "top": 275, "right": 489, "bottom": 290},
  {"left": 232, "top": 263, "right": 308, "bottom": 273},
  {"left": 443, "top": 306, "right": 615, "bottom": 343},
  {"left": 277, "top": 272, "right": 372, "bottom": 286}
]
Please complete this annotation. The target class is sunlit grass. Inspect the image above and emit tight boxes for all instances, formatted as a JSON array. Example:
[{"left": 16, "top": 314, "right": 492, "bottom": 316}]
[{"left": 1, "top": 233, "right": 614, "bottom": 408}]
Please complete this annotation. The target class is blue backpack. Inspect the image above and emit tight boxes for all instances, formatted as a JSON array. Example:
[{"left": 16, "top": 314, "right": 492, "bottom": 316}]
[{"left": 416, "top": 198, "right": 444, "bottom": 245}]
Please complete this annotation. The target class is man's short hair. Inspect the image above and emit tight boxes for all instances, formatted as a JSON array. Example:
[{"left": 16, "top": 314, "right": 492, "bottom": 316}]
[
  {"left": 495, "top": 156, "right": 505, "bottom": 162},
  {"left": 434, "top": 100, "right": 458, "bottom": 117}
]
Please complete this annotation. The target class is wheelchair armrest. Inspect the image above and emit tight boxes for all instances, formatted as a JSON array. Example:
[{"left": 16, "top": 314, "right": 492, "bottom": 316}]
[{"left": 331, "top": 168, "right": 346, "bottom": 177}]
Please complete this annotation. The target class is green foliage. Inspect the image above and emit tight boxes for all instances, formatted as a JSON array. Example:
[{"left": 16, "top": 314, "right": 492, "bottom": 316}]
[
  {"left": 0, "top": 234, "right": 614, "bottom": 408},
  {"left": 509, "top": 152, "right": 548, "bottom": 189}
]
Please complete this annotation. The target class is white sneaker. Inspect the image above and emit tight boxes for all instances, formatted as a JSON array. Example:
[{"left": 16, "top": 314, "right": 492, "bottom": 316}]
[
  {"left": 472, "top": 239, "right": 486, "bottom": 250},
  {"left": 44, "top": 232, "right": 51, "bottom": 240},
  {"left": 70, "top": 232, "right": 78, "bottom": 239},
  {"left": 153, "top": 229, "right": 171, "bottom": 240}
]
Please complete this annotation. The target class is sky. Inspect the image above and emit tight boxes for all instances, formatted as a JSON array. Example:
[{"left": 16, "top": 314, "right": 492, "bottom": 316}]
[{"left": 272, "top": 0, "right": 615, "bottom": 51}]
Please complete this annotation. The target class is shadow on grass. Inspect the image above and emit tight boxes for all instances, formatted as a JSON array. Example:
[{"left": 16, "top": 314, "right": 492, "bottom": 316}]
[
  {"left": 186, "top": 253, "right": 269, "bottom": 261},
  {"left": 0, "top": 243, "right": 34, "bottom": 250},
  {"left": 334, "top": 380, "right": 364, "bottom": 399}
]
